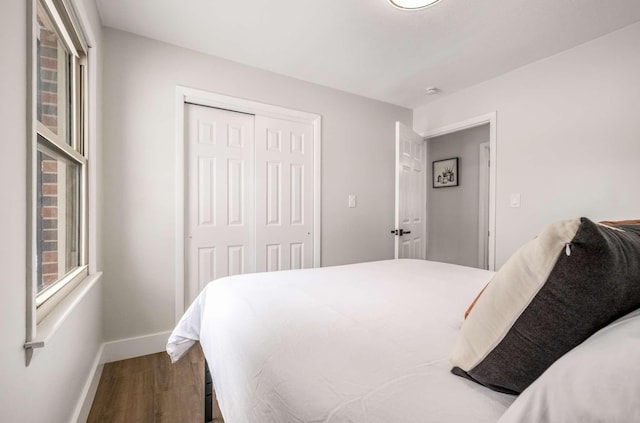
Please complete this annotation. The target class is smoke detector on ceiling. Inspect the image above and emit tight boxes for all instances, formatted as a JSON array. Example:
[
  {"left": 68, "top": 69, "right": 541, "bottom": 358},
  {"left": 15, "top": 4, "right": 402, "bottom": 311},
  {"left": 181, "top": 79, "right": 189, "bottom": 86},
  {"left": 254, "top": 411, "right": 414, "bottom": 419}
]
[
  {"left": 425, "top": 87, "right": 440, "bottom": 95},
  {"left": 389, "top": 0, "right": 442, "bottom": 10}
]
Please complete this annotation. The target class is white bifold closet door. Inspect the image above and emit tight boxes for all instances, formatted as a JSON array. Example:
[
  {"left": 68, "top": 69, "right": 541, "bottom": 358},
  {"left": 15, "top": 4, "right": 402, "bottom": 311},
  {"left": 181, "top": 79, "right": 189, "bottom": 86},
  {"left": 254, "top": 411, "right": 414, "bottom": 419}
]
[
  {"left": 255, "top": 116, "right": 314, "bottom": 272},
  {"left": 186, "top": 104, "right": 313, "bottom": 303}
]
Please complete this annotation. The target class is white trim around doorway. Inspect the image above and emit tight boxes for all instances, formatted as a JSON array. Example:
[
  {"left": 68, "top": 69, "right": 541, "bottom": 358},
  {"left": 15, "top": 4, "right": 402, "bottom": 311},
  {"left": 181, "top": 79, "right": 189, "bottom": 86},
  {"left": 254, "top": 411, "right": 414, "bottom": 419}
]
[
  {"left": 419, "top": 112, "right": 497, "bottom": 271},
  {"left": 478, "top": 142, "right": 490, "bottom": 270},
  {"left": 174, "top": 86, "right": 322, "bottom": 322}
]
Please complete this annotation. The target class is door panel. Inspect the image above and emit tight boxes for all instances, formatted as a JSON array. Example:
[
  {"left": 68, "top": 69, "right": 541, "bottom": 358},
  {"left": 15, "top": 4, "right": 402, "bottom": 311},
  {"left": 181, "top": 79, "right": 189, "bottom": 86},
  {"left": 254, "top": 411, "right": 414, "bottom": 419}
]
[
  {"left": 395, "top": 122, "right": 426, "bottom": 259},
  {"left": 290, "top": 164, "right": 304, "bottom": 225},
  {"left": 290, "top": 242, "right": 304, "bottom": 270},
  {"left": 266, "top": 162, "right": 281, "bottom": 225},
  {"left": 197, "top": 157, "right": 215, "bottom": 226},
  {"left": 266, "top": 244, "right": 281, "bottom": 272},
  {"left": 186, "top": 104, "right": 255, "bottom": 304},
  {"left": 198, "top": 247, "right": 216, "bottom": 290},
  {"left": 255, "top": 116, "right": 314, "bottom": 272},
  {"left": 227, "top": 245, "right": 245, "bottom": 276}
]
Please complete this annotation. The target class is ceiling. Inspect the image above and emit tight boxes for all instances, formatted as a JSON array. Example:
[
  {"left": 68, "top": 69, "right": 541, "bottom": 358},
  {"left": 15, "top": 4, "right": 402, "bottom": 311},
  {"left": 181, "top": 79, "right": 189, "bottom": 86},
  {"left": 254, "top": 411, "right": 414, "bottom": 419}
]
[{"left": 96, "top": 0, "right": 640, "bottom": 108}]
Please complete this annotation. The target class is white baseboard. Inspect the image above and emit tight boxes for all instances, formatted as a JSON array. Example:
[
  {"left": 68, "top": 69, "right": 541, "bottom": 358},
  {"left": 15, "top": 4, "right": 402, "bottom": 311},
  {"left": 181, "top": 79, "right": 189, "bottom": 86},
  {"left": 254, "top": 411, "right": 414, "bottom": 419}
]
[
  {"left": 100, "top": 330, "right": 172, "bottom": 364},
  {"left": 71, "top": 344, "right": 104, "bottom": 423}
]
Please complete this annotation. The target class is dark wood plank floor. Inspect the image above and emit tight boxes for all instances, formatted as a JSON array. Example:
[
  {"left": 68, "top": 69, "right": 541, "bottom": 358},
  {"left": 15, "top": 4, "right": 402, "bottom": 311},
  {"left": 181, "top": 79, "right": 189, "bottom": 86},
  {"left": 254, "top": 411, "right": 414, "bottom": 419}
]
[{"left": 88, "top": 344, "right": 223, "bottom": 423}]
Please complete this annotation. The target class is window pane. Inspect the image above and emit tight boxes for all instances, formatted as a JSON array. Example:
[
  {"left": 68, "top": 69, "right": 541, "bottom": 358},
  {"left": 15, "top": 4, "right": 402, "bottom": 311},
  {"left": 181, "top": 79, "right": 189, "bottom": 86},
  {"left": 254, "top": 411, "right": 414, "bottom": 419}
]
[
  {"left": 36, "top": 4, "right": 71, "bottom": 145},
  {"left": 36, "top": 143, "right": 80, "bottom": 294}
]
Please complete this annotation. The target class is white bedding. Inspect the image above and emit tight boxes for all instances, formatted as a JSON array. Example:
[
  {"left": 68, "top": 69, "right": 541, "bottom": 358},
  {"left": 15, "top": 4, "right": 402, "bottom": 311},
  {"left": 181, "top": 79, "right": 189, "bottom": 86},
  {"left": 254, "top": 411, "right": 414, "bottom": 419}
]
[{"left": 167, "top": 259, "right": 516, "bottom": 422}]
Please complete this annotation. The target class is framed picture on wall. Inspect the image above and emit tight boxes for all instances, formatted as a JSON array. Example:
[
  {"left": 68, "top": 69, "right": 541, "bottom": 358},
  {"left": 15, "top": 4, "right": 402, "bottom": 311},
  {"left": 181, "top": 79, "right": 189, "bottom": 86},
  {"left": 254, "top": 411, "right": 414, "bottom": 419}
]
[{"left": 432, "top": 157, "right": 459, "bottom": 188}]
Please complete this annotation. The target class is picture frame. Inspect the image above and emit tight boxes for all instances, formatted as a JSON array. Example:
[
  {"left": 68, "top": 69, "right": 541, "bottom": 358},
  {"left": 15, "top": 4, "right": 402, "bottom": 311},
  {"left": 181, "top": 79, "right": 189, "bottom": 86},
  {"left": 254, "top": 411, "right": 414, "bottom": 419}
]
[{"left": 432, "top": 157, "right": 459, "bottom": 188}]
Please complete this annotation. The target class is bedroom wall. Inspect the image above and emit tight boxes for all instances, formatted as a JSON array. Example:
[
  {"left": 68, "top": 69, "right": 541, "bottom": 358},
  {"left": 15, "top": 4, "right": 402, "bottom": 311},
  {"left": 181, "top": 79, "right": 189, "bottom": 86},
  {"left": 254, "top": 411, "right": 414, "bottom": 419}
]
[
  {"left": 101, "top": 28, "right": 411, "bottom": 341},
  {"left": 0, "top": 0, "right": 103, "bottom": 421},
  {"left": 427, "top": 125, "right": 489, "bottom": 267},
  {"left": 414, "top": 21, "right": 640, "bottom": 268}
]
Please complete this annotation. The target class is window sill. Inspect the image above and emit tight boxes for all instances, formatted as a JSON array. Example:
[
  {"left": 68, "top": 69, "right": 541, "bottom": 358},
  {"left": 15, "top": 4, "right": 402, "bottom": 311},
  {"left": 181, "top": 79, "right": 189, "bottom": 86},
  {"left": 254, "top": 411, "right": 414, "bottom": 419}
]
[{"left": 24, "top": 271, "right": 103, "bottom": 366}]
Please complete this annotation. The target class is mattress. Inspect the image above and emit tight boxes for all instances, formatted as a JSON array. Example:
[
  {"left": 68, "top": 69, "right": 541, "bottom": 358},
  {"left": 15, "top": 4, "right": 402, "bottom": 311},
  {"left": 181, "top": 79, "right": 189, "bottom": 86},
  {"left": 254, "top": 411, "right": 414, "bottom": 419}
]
[{"left": 167, "top": 259, "right": 516, "bottom": 422}]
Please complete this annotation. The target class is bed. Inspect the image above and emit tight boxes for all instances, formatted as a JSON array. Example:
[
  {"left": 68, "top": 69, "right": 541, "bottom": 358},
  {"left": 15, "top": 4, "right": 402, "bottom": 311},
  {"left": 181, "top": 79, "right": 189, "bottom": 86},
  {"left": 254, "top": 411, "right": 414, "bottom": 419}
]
[
  {"left": 169, "top": 218, "right": 640, "bottom": 423},
  {"left": 167, "top": 259, "right": 515, "bottom": 422}
]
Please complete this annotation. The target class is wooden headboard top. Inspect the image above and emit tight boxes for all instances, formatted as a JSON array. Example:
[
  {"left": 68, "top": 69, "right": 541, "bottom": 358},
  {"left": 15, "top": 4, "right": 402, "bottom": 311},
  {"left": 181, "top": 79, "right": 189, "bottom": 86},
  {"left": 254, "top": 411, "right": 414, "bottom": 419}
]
[{"left": 599, "top": 219, "right": 640, "bottom": 226}]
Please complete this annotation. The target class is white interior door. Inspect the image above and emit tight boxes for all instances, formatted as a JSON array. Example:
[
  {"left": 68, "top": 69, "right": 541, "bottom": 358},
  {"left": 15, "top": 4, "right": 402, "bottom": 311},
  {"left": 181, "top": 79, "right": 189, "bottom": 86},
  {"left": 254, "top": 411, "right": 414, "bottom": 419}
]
[
  {"left": 186, "top": 104, "right": 255, "bottom": 304},
  {"left": 394, "top": 122, "right": 426, "bottom": 259},
  {"left": 255, "top": 116, "right": 314, "bottom": 271}
]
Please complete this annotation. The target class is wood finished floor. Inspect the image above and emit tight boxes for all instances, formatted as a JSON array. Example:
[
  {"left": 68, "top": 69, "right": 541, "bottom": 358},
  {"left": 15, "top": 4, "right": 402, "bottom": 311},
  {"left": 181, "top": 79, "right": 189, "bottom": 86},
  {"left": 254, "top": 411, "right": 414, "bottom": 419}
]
[{"left": 88, "top": 344, "right": 223, "bottom": 423}]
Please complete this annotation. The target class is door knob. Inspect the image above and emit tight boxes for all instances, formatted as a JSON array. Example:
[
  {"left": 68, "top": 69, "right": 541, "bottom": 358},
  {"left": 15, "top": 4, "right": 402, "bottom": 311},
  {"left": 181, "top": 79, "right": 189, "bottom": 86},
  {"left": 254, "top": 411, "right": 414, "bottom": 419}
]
[{"left": 390, "top": 229, "right": 411, "bottom": 236}]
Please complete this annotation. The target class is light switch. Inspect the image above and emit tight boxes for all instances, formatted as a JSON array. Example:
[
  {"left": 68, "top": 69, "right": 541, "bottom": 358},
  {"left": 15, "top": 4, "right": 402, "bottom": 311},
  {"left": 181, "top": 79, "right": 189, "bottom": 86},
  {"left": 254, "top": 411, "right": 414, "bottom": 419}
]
[
  {"left": 348, "top": 194, "right": 357, "bottom": 208},
  {"left": 510, "top": 193, "right": 521, "bottom": 208}
]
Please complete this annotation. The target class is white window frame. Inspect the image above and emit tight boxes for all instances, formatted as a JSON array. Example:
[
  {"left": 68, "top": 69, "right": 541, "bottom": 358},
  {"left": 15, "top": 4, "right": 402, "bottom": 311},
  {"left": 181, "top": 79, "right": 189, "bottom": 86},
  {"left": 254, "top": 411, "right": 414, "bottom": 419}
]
[{"left": 25, "top": 0, "right": 94, "bottom": 366}]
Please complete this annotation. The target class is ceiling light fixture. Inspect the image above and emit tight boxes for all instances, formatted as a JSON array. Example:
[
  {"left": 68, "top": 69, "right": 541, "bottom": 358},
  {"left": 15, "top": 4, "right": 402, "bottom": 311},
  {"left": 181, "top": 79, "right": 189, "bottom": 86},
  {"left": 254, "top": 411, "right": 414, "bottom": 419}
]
[
  {"left": 425, "top": 87, "right": 440, "bottom": 95},
  {"left": 388, "top": 0, "right": 442, "bottom": 11}
]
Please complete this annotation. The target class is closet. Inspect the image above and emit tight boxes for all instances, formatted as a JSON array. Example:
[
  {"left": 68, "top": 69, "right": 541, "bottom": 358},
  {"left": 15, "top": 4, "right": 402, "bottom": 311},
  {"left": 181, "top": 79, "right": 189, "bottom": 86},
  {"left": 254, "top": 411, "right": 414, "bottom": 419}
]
[{"left": 185, "top": 103, "right": 315, "bottom": 303}]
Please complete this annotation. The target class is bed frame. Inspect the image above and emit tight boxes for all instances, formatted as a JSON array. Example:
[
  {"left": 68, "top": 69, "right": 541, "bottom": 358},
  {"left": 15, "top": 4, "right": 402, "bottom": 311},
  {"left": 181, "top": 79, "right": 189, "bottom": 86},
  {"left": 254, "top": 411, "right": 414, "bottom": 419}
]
[{"left": 205, "top": 359, "right": 214, "bottom": 422}]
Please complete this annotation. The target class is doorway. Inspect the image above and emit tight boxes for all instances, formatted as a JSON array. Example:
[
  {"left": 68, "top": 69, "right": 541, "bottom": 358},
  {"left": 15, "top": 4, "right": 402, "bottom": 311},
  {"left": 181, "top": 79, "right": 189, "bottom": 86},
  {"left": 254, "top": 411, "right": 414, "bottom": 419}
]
[
  {"left": 426, "top": 125, "right": 489, "bottom": 269},
  {"left": 419, "top": 112, "right": 497, "bottom": 270}
]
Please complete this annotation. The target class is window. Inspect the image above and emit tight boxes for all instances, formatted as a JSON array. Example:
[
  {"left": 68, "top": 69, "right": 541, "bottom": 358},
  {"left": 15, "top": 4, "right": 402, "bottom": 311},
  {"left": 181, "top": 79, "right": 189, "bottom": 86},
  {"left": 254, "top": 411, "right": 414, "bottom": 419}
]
[{"left": 30, "top": 0, "right": 88, "bottom": 323}]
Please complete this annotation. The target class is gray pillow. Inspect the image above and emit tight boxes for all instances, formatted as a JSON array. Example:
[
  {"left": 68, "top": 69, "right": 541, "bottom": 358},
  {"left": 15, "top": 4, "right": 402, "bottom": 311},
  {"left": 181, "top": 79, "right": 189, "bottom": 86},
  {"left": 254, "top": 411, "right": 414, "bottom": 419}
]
[{"left": 450, "top": 218, "right": 640, "bottom": 394}]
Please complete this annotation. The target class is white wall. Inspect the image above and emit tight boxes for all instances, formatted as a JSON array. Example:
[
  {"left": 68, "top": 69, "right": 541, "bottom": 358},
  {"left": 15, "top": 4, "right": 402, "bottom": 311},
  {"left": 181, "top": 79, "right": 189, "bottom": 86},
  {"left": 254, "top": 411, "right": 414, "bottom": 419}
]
[
  {"left": 414, "top": 22, "right": 640, "bottom": 268},
  {"left": 102, "top": 28, "right": 411, "bottom": 341},
  {"left": 427, "top": 125, "right": 489, "bottom": 267},
  {"left": 0, "top": 0, "right": 103, "bottom": 421}
]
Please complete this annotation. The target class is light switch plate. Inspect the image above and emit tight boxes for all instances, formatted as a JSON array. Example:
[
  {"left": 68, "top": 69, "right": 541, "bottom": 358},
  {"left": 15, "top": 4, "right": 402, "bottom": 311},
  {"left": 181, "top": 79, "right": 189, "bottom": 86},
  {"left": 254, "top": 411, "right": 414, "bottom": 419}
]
[
  {"left": 510, "top": 193, "right": 521, "bottom": 208},
  {"left": 348, "top": 194, "right": 357, "bottom": 208}
]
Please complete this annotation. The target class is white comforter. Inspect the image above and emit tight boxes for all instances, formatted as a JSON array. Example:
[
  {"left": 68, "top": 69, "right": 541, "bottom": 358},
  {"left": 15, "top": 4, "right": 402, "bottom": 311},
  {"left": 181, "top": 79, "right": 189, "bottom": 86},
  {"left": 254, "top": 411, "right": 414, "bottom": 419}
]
[{"left": 167, "top": 259, "right": 515, "bottom": 422}]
